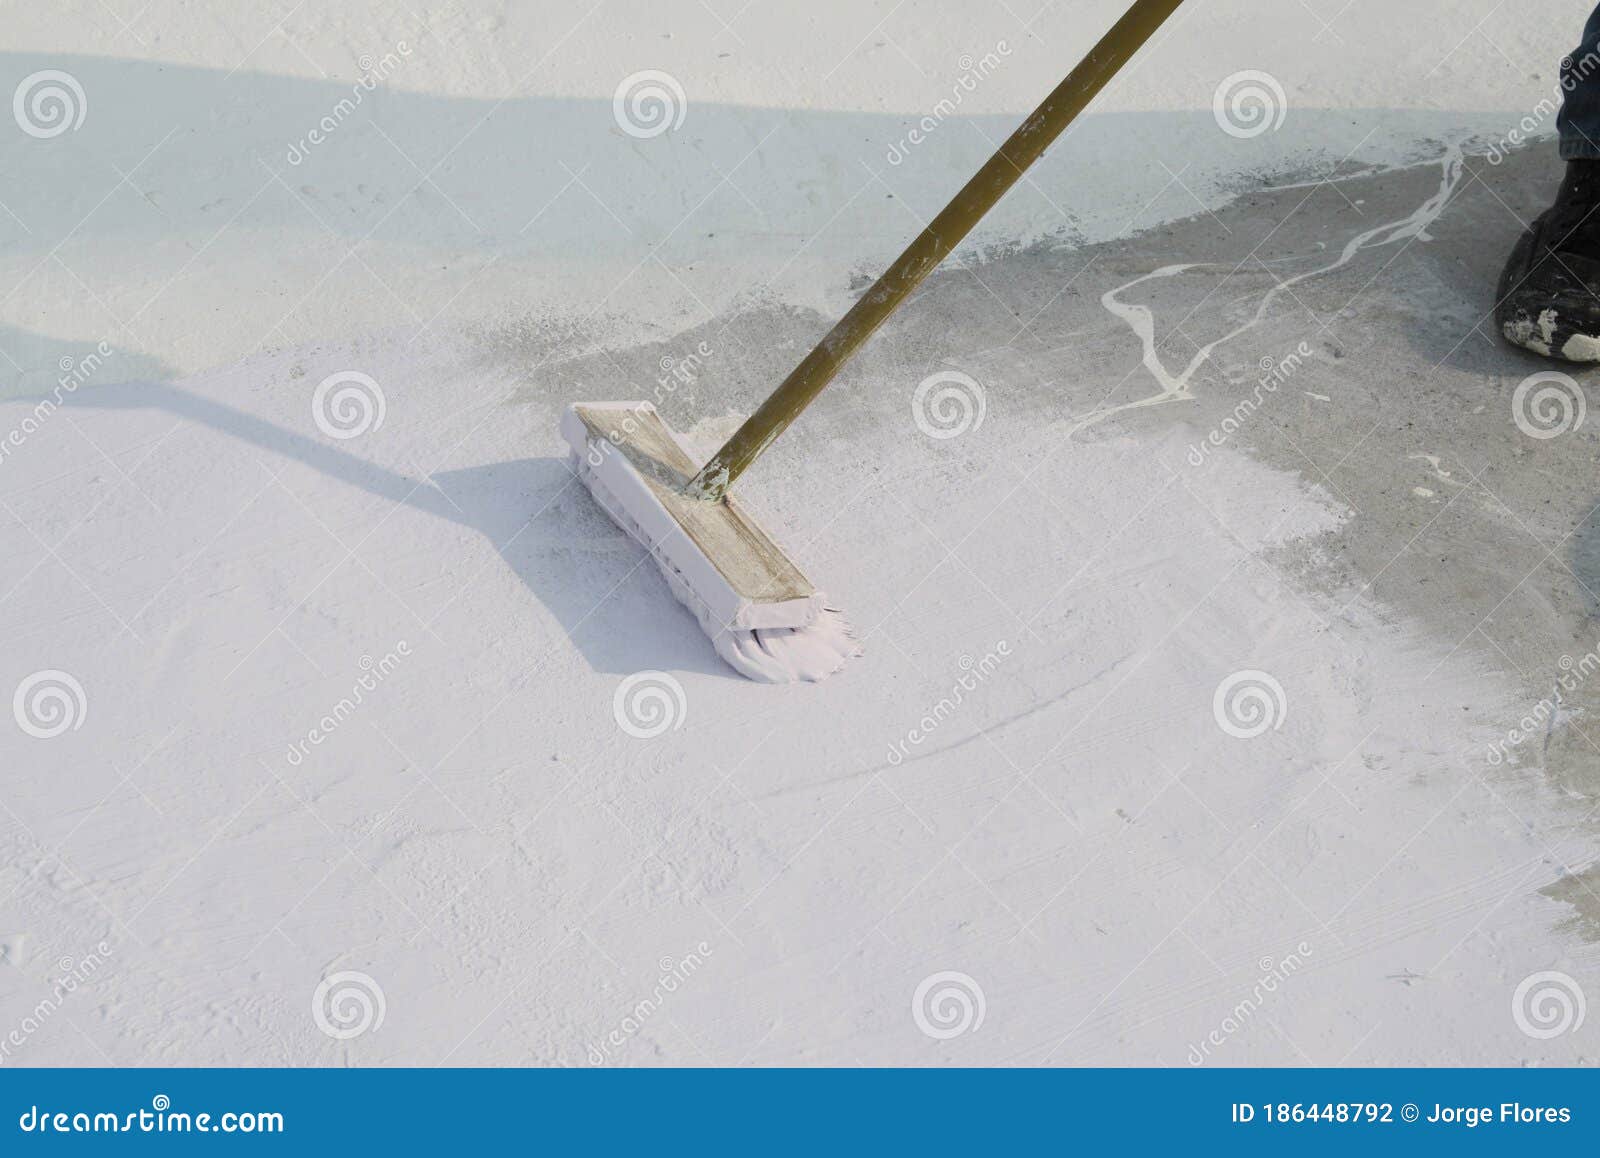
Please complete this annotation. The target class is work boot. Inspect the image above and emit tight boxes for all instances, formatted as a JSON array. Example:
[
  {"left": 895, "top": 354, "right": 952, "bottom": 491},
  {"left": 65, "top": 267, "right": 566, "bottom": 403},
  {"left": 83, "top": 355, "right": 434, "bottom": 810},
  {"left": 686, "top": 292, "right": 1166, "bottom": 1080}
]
[{"left": 1498, "top": 159, "right": 1600, "bottom": 361}]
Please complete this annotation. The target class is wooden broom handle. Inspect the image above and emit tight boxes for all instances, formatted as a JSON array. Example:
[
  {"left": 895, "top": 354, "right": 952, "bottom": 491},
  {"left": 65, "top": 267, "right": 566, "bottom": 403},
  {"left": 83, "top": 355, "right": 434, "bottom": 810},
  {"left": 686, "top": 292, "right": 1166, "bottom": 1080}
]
[{"left": 684, "top": 0, "right": 1186, "bottom": 500}]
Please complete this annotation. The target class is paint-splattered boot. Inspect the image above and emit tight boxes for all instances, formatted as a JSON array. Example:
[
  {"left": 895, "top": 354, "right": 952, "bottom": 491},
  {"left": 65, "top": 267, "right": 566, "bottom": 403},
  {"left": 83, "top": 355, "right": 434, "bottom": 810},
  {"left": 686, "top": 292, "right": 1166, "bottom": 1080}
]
[{"left": 1498, "top": 159, "right": 1600, "bottom": 361}]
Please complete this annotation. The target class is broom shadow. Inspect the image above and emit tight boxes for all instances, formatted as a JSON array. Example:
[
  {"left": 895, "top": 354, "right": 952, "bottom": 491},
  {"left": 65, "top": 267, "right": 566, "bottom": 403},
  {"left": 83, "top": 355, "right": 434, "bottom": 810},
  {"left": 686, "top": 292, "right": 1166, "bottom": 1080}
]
[{"left": 67, "top": 379, "right": 736, "bottom": 679}]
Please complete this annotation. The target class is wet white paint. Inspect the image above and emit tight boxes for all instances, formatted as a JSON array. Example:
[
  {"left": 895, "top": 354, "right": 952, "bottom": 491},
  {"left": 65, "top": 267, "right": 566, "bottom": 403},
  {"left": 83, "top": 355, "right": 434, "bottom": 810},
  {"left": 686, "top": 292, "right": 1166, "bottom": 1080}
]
[{"left": 1075, "top": 145, "right": 1466, "bottom": 434}]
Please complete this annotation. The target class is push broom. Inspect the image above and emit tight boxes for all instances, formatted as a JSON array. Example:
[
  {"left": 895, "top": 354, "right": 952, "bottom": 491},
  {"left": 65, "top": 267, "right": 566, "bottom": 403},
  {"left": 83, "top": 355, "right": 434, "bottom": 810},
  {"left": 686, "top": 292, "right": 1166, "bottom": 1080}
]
[{"left": 564, "top": 0, "right": 1185, "bottom": 682}]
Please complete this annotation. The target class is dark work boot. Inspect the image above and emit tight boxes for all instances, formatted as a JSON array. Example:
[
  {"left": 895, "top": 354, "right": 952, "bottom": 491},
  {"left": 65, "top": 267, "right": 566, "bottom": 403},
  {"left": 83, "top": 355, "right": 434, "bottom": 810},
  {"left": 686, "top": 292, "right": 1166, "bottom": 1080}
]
[{"left": 1498, "top": 159, "right": 1600, "bottom": 361}]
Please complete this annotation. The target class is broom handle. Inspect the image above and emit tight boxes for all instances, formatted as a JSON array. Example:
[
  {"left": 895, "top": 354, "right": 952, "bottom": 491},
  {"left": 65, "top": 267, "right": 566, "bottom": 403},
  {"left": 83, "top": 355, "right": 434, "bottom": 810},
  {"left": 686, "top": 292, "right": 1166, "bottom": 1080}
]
[{"left": 685, "top": 0, "right": 1186, "bottom": 500}]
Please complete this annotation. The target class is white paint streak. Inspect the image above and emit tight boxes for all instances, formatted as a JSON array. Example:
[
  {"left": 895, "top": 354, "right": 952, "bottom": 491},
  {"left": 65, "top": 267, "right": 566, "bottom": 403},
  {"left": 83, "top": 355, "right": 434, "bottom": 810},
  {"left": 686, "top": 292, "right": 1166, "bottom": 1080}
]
[{"left": 1072, "top": 145, "right": 1466, "bottom": 435}]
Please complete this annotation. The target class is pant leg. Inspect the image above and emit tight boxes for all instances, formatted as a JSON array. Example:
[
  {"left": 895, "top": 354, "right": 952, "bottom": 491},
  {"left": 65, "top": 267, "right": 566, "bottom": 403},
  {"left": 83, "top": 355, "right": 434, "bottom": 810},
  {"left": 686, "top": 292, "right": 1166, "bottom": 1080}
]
[{"left": 1559, "top": 4, "right": 1600, "bottom": 158}]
